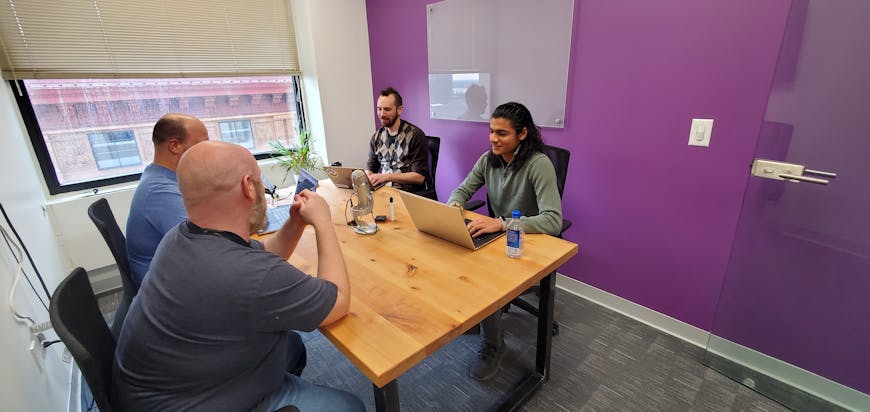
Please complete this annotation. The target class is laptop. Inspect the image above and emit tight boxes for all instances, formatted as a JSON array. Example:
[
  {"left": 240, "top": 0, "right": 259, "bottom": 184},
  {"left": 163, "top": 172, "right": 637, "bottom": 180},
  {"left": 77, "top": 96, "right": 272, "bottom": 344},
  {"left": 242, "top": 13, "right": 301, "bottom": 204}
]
[
  {"left": 323, "top": 166, "right": 386, "bottom": 190},
  {"left": 399, "top": 191, "right": 505, "bottom": 250},
  {"left": 258, "top": 170, "right": 318, "bottom": 235},
  {"left": 259, "top": 205, "right": 290, "bottom": 235}
]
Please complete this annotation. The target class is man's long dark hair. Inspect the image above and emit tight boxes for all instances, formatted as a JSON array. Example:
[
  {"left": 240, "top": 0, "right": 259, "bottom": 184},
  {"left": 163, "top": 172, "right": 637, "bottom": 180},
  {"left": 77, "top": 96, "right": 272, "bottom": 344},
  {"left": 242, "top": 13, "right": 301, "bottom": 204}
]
[{"left": 488, "top": 102, "right": 543, "bottom": 169}]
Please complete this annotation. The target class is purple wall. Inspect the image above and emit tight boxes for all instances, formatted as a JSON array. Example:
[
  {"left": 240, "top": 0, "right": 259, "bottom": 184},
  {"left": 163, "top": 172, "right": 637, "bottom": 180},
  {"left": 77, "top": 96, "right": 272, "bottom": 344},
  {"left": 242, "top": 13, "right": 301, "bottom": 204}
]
[
  {"left": 711, "top": 0, "right": 870, "bottom": 393},
  {"left": 365, "top": 0, "right": 791, "bottom": 330}
]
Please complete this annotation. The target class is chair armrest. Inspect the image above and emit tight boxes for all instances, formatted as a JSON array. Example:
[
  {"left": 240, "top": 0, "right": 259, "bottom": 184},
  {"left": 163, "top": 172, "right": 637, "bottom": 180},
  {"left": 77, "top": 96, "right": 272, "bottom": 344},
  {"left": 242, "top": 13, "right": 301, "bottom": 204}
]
[
  {"left": 560, "top": 219, "right": 572, "bottom": 236},
  {"left": 464, "top": 199, "right": 485, "bottom": 211}
]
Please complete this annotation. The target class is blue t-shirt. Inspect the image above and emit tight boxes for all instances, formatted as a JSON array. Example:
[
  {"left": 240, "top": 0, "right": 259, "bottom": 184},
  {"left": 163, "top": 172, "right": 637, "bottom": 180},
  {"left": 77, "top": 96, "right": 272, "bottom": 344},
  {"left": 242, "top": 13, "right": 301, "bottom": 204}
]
[
  {"left": 126, "top": 164, "right": 187, "bottom": 286},
  {"left": 112, "top": 222, "right": 338, "bottom": 411}
]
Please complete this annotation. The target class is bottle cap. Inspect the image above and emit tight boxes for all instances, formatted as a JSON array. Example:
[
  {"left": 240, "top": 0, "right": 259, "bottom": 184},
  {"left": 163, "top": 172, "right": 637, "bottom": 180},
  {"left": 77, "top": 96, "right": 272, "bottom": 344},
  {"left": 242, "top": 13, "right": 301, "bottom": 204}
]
[{"left": 512, "top": 210, "right": 521, "bottom": 219}]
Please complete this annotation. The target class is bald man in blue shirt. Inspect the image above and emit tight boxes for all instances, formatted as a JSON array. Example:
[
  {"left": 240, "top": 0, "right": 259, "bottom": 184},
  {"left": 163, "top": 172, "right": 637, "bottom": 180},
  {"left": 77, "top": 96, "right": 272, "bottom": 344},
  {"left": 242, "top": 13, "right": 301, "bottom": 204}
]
[{"left": 126, "top": 113, "right": 209, "bottom": 287}]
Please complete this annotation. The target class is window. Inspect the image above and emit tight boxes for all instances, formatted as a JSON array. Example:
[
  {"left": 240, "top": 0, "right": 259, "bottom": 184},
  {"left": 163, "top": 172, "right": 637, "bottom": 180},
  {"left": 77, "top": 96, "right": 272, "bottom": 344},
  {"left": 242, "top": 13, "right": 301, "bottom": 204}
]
[
  {"left": 219, "top": 120, "right": 255, "bottom": 149},
  {"left": 88, "top": 130, "right": 141, "bottom": 170},
  {"left": 13, "top": 76, "right": 305, "bottom": 193},
  {"left": 1, "top": 0, "right": 305, "bottom": 194}
]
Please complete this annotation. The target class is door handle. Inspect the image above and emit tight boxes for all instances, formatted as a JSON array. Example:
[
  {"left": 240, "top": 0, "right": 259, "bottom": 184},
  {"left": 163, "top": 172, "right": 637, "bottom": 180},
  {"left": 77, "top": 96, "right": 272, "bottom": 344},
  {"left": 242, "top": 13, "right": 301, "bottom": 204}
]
[
  {"left": 804, "top": 169, "right": 837, "bottom": 178},
  {"left": 777, "top": 173, "right": 829, "bottom": 185},
  {"left": 751, "top": 159, "right": 836, "bottom": 185}
]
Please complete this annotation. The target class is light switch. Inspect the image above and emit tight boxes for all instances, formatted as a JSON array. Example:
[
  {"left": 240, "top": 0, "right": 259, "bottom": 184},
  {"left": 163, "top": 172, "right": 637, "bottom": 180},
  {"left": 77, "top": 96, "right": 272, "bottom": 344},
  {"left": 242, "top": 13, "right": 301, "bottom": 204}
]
[{"left": 688, "top": 118, "right": 714, "bottom": 147}]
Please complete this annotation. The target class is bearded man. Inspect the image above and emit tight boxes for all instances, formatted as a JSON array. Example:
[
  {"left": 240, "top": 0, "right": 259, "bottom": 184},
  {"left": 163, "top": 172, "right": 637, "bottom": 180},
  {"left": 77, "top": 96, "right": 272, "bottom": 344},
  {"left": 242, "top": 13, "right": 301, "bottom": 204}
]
[{"left": 112, "top": 141, "right": 364, "bottom": 412}]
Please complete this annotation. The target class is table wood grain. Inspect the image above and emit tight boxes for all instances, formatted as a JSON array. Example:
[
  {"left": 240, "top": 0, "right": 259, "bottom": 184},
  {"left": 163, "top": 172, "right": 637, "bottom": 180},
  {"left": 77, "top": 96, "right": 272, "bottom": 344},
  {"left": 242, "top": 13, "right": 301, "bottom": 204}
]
[{"left": 261, "top": 180, "right": 578, "bottom": 388}]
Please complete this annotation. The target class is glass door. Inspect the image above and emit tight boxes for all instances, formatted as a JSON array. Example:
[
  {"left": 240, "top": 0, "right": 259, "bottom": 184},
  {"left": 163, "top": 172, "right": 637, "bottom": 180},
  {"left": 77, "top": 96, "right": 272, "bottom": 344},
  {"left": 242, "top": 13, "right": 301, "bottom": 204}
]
[{"left": 705, "top": 1, "right": 870, "bottom": 411}]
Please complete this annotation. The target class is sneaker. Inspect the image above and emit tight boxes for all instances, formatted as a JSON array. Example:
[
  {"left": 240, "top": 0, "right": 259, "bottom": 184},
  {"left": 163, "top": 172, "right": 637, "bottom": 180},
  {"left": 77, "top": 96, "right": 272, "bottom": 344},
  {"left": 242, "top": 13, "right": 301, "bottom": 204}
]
[{"left": 469, "top": 342, "right": 505, "bottom": 381}]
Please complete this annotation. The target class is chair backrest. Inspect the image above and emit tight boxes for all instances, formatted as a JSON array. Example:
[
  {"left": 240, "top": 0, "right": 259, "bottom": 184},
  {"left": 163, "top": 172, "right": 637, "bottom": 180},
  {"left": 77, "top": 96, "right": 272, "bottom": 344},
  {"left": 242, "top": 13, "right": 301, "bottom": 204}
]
[
  {"left": 540, "top": 144, "right": 570, "bottom": 197},
  {"left": 87, "top": 198, "right": 136, "bottom": 338},
  {"left": 49, "top": 267, "right": 117, "bottom": 412},
  {"left": 426, "top": 136, "right": 440, "bottom": 191},
  {"left": 485, "top": 144, "right": 571, "bottom": 218}
]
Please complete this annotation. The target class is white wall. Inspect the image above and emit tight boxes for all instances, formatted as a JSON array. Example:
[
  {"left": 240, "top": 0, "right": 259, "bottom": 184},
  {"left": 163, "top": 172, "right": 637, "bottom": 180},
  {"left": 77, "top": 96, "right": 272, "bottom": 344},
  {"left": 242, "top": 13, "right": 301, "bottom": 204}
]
[
  {"left": 293, "top": 0, "right": 376, "bottom": 169},
  {"left": 0, "top": 4, "right": 376, "bottom": 409},
  {"left": 0, "top": 83, "right": 74, "bottom": 411}
]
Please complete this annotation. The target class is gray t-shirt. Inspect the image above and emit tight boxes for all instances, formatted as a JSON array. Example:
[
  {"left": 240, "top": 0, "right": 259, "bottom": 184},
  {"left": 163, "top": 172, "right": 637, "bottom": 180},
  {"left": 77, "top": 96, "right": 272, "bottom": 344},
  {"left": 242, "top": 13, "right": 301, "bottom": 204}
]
[{"left": 112, "top": 221, "right": 337, "bottom": 412}]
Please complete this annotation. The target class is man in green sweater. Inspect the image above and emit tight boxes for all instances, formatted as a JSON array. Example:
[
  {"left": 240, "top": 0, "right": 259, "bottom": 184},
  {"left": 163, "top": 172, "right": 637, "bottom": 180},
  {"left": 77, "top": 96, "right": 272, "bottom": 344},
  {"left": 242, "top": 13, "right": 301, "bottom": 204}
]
[{"left": 447, "top": 102, "right": 562, "bottom": 381}]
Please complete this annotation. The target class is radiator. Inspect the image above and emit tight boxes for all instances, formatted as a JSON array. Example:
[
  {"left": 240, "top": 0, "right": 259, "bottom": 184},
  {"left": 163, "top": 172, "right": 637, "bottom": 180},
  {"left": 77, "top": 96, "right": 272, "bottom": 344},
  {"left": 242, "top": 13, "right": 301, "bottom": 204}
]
[{"left": 43, "top": 186, "right": 135, "bottom": 271}]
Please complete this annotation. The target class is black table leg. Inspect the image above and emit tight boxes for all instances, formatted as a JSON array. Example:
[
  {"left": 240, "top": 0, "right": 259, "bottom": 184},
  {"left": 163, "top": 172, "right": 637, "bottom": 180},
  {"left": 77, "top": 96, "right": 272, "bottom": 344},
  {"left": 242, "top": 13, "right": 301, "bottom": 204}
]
[
  {"left": 374, "top": 380, "right": 399, "bottom": 412},
  {"left": 536, "top": 271, "right": 556, "bottom": 380},
  {"left": 371, "top": 274, "right": 555, "bottom": 412},
  {"left": 490, "top": 272, "right": 556, "bottom": 411}
]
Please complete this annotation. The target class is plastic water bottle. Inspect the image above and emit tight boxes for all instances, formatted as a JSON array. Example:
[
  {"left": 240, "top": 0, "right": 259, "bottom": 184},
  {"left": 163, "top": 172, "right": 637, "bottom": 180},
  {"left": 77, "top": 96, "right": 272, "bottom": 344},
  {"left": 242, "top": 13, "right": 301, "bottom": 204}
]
[{"left": 506, "top": 210, "right": 524, "bottom": 258}]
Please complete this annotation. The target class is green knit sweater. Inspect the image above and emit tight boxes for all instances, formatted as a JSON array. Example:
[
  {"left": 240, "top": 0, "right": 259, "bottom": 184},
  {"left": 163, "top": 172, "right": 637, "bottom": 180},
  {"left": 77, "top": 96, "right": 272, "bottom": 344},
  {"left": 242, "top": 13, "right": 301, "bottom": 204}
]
[{"left": 447, "top": 151, "right": 563, "bottom": 236}]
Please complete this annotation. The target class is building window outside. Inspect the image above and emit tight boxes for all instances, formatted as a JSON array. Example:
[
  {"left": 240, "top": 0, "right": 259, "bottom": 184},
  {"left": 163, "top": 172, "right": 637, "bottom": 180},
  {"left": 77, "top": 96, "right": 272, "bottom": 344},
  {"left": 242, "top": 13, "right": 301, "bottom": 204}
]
[
  {"left": 219, "top": 120, "right": 255, "bottom": 149},
  {"left": 15, "top": 75, "right": 304, "bottom": 194},
  {"left": 88, "top": 130, "right": 141, "bottom": 170}
]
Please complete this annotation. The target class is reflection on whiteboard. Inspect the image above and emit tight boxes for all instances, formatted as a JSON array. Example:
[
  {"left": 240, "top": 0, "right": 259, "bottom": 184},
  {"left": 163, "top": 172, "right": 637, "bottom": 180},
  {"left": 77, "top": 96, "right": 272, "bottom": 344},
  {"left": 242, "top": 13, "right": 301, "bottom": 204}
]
[
  {"left": 426, "top": 0, "right": 574, "bottom": 128},
  {"left": 429, "top": 72, "right": 491, "bottom": 122}
]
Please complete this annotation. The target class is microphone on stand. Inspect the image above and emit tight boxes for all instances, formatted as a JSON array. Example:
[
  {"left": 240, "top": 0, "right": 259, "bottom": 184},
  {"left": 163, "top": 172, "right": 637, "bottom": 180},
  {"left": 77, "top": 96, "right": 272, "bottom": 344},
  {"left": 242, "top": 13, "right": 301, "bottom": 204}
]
[{"left": 350, "top": 169, "right": 378, "bottom": 235}]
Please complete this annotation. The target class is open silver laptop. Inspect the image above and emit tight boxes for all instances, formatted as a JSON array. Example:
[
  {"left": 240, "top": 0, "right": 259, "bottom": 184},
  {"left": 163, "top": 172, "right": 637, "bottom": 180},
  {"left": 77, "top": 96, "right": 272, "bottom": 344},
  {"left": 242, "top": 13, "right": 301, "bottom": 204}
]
[
  {"left": 323, "top": 166, "right": 385, "bottom": 190},
  {"left": 259, "top": 205, "right": 290, "bottom": 235},
  {"left": 399, "top": 191, "right": 504, "bottom": 250}
]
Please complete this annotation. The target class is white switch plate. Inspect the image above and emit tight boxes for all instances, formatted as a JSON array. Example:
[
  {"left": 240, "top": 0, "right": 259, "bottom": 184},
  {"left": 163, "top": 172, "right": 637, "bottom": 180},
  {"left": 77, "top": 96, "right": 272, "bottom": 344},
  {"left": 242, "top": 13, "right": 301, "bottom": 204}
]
[{"left": 688, "top": 118, "right": 714, "bottom": 147}]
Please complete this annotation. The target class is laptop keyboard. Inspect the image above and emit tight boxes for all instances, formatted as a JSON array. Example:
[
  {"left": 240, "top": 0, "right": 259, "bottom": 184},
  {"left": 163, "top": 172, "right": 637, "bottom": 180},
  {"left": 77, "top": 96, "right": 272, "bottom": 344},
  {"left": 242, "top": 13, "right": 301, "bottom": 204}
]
[
  {"left": 464, "top": 219, "right": 505, "bottom": 249},
  {"left": 261, "top": 205, "right": 290, "bottom": 233}
]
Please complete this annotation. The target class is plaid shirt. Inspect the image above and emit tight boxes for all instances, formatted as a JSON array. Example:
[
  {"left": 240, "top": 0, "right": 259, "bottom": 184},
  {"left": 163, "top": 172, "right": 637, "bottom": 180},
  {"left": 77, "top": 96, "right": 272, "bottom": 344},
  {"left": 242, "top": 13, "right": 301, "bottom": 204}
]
[{"left": 367, "top": 119, "right": 429, "bottom": 194}]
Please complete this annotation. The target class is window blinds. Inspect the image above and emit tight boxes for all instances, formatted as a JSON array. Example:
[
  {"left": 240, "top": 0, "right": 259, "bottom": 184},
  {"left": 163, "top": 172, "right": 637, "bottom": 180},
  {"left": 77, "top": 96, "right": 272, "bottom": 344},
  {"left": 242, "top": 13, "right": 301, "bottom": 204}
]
[{"left": 0, "top": 0, "right": 300, "bottom": 79}]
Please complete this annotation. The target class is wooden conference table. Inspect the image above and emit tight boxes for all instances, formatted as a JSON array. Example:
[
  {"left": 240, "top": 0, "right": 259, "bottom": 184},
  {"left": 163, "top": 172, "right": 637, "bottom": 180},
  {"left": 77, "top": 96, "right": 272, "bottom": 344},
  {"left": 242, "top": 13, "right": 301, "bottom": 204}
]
[{"left": 265, "top": 179, "right": 578, "bottom": 411}]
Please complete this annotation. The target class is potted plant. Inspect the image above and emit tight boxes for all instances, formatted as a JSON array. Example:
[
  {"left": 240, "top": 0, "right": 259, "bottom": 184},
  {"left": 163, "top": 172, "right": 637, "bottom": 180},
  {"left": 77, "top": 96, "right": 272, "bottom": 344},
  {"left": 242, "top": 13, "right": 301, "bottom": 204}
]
[{"left": 269, "top": 129, "right": 320, "bottom": 184}]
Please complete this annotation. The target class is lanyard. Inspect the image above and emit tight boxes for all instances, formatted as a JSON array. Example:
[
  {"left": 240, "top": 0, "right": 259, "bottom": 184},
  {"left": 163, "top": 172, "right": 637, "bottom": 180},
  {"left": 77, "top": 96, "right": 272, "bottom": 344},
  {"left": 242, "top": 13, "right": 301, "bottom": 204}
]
[{"left": 185, "top": 221, "right": 251, "bottom": 248}]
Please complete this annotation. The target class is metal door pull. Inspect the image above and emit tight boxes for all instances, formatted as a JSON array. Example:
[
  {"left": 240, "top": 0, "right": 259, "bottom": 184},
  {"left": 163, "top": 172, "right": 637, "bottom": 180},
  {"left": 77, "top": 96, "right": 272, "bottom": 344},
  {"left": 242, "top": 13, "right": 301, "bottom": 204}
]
[
  {"left": 777, "top": 173, "right": 829, "bottom": 185},
  {"left": 804, "top": 169, "right": 837, "bottom": 178},
  {"left": 751, "top": 159, "right": 836, "bottom": 185}
]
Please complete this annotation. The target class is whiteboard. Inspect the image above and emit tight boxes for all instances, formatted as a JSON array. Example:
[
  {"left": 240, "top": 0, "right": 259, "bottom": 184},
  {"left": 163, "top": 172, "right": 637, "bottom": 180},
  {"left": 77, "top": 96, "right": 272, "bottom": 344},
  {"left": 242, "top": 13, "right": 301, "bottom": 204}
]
[{"left": 426, "top": 0, "right": 574, "bottom": 128}]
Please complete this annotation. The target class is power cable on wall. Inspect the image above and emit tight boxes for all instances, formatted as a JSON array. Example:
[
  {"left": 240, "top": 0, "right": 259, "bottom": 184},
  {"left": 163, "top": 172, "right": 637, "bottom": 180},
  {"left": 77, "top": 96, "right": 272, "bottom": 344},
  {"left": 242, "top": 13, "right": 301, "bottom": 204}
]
[
  {"left": 3, "top": 224, "right": 38, "bottom": 325},
  {"left": 1, "top": 202, "right": 53, "bottom": 334},
  {"left": 0, "top": 203, "right": 52, "bottom": 299},
  {"left": 1, "top": 223, "right": 49, "bottom": 311}
]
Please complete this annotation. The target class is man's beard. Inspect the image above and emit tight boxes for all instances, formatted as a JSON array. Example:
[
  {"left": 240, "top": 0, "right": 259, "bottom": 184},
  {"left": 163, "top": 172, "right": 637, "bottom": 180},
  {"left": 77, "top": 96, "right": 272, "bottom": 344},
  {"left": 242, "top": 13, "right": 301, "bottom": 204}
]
[
  {"left": 380, "top": 114, "right": 397, "bottom": 129},
  {"left": 249, "top": 192, "right": 267, "bottom": 234}
]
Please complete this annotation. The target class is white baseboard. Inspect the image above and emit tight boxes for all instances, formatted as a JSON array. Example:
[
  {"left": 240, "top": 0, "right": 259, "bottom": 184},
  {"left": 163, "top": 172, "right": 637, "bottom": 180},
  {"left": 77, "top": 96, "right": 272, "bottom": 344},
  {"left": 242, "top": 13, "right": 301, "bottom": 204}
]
[
  {"left": 707, "top": 335, "right": 869, "bottom": 412},
  {"left": 555, "top": 274, "right": 709, "bottom": 347},
  {"left": 555, "top": 274, "right": 869, "bottom": 412}
]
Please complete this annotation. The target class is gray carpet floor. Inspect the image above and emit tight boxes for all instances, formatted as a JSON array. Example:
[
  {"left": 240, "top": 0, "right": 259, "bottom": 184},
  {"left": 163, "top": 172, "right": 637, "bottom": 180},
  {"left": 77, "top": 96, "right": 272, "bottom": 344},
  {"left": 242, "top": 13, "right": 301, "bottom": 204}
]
[
  {"left": 295, "top": 290, "right": 791, "bottom": 412},
  {"left": 98, "top": 287, "right": 791, "bottom": 411}
]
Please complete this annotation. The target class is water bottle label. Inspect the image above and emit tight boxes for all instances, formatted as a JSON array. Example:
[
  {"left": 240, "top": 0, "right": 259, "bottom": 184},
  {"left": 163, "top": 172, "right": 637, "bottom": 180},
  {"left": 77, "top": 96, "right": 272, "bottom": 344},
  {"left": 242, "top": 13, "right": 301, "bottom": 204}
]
[{"left": 507, "top": 229, "right": 521, "bottom": 248}]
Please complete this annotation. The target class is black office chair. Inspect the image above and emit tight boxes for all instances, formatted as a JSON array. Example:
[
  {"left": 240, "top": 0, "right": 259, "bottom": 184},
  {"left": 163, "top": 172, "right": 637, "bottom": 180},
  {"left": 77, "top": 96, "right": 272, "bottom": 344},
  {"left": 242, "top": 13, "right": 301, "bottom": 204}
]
[
  {"left": 465, "top": 145, "right": 572, "bottom": 234},
  {"left": 87, "top": 198, "right": 136, "bottom": 340},
  {"left": 49, "top": 267, "right": 301, "bottom": 412},
  {"left": 419, "top": 136, "right": 440, "bottom": 200},
  {"left": 540, "top": 144, "right": 572, "bottom": 234},
  {"left": 50, "top": 267, "right": 117, "bottom": 411},
  {"left": 465, "top": 144, "right": 573, "bottom": 335}
]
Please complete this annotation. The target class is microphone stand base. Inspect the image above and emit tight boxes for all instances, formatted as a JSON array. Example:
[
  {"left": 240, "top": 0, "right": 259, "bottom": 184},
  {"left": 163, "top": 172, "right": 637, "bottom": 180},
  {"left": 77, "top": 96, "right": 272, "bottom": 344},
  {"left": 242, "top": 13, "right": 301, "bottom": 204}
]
[{"left": 353, "top": 223, "right": 379, "bottom": 235}]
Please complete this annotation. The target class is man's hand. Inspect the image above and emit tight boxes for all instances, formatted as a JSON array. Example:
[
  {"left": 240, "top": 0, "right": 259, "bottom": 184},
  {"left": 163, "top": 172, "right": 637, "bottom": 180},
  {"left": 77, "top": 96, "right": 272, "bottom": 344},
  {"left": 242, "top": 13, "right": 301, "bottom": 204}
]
[
  {"left": 466, "top": 216, "right": 503, "bottom": 237},
  {"left": 367, "top": 173, "right": 391, "bottom": 186},
  {"left": 294, "top": 190, "right": 332, "bottom": 227}
]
